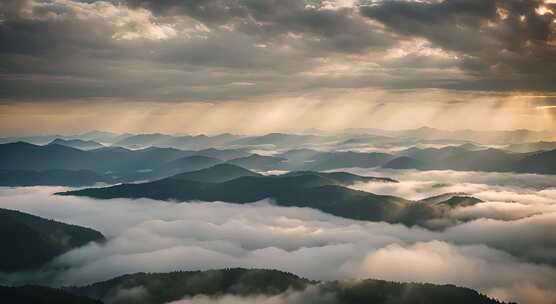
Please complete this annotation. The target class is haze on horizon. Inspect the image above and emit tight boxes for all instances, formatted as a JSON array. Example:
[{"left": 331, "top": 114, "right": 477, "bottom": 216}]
[{"left": 1, "top": 0, "right": 556, "bottom": 135}]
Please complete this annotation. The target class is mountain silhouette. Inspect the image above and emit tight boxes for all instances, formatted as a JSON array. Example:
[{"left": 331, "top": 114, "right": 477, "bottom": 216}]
[{"left": 0, "top": 208, "right": 104, "bottom": 272}]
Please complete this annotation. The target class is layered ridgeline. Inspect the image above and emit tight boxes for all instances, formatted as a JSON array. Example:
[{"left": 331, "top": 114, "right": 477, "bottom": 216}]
[
  {"left": 60, "top": 165, "right": 482, "bottom": 227},
  {"left": 380, "top": 146, "right": 556, "bottom": 174},
  {"left": 5, "top": 128, "right": 552, "bottom": 148},
  {"left": 65, "top": 268, "right": 508, "bottom": 304},
  {"left": 292, "top": 146, "right": 556, "bottom": 174},
  {"left": 49, "top": 138, "right": 105, "bottom": 150},
  {"left": 0, "top": 142, "right": 251, "bottom": 185},
  {"left": 3, "top": 142, "right": 556, "bottom": 187},
  {"left": 0, "top": 208, "right": 105, "bottom": 272}
]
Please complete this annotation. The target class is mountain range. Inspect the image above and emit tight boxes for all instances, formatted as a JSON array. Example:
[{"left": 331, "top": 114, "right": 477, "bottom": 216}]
[
  {"left": 49, "top": 138, "right": 105, "bottom": 150},
  {"left": 326, "top": 127, "right": 555, "bottom": 145},
  {"left": 386, "top": 146, "right": 556, "bottom": 174},
  {"left": 0, "top": 268, "right": 508, "bottom": 304},
  {"left": 4, "top": 127, "right": 554, "bottom": 149},
  {"left": 0, "top": 142, "right": 251, "bottom": 184},
  {"left": 59, "top": 164, "right": 482, "bottom": 227},
  {"left": 0, "top": 169, "right": 111, "bottom": 187},
  {"left": 65, "top": 268, "right": 508, "bottom": 304},
  {"left": 3, "top": 133, "right": 556, "bottom": 188},
  {"left": 113, "top": 133, "right": 243, "bottom": 150}
]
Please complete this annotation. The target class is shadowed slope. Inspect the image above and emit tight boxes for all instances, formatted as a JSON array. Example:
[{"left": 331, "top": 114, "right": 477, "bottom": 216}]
[
  {"left": 58, "top": 166, "right": 473, "bottom": 226},
  {"left": 67, "top": 268, "right": 507, "bottom": 304},
  {"left": 0, "top": 208, "right": 105, "bottom": 272},
  {"left": 0, "top": 286, "right": 102, "bottom": 304}
]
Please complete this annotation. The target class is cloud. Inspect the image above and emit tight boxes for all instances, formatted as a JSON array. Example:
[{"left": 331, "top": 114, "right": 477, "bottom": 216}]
[
  {"left": 0, "top": 182, "right": 556, "bottom": 304},
  {"left": 1, "top": 0, "right": 555, "bottom": 106},
  {"left": 348, "top": 168, "right": 556, "bottom": 199},
  {"left": 2, "top": 1, "right": 556, "bottom": 136},
  {"left": 360, "top": 0, "right": 556, "bottom": 91},
  {"left": 451, "top": 201, "right": 546, "bottom": 221},
  {"left": 359, "top": 240, "right": 556, "bottom": 304},
  {"left": 167, "top": 286, "right": 337, "bottom": 304},
  {"left": 3, "top": 89, "right": 556, "bottom": 136},
  {"left": 124, "top": 0, "right": 394, "bottom": 53},
  {"left": 0, "top": 0, "right": 395, "bottom": 102},
  {"left": 348, "top": 168, "right": 556, "bottom": 263}
]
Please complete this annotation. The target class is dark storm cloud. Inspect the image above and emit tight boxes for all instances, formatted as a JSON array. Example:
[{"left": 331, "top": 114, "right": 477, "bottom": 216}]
[
  {"left": 0, "top": 0, "right": 397, "bottom": 101},
  {"left": 360, "top": 0, "right": 556, "bottom": 91},
  {"left": 125, "top": 0, "right": 395, "bottom": 53},
  {"left": 0, "top": 0, "right": 555, "bottom": 101}
]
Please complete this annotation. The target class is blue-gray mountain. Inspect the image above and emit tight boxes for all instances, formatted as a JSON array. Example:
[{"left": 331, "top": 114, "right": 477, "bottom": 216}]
[
  {"left": 3, "top": 133, "right": 556, "bottom": 187},
  {"left": 59, "top": 165, "right": 480, "bottom": 227}
]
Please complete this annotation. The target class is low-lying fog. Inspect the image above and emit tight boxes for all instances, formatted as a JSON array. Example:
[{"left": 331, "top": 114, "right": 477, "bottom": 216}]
[
  {"left": 347, "top": 169, "right": 556, "bottom": 220},
  {"left": 1, "top": 169, "right": 556, "bottom": 304}
]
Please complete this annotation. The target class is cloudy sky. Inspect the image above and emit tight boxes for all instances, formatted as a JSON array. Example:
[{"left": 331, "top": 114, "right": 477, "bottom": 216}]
[{"left": 1, "top": 0, "right": 556, "bottom": 135}]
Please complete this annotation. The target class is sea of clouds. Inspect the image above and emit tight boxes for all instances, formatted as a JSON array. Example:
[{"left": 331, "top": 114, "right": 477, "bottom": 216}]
[{"left": 0, "top": 169, "right": 555, "bottom": 304}]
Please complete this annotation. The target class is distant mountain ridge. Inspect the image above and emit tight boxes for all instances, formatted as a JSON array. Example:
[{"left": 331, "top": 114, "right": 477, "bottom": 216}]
[
  {"left": 0, "top": 142, "right": 251, "bottom": 183},
  {"left": 317, "top": 126, "right": 555, "bottom": 145},
  {"left": 149, "top": 155, "right": 222, "bottom": 179},
  {"left": 3, "top": 133, "right": 556, "bottom": 186},
  {"left": 49, "top": 138, "right": 104, "bottom": 150},
  {"left": 114, "top": 133, "right": 243, "bottom": 150},
  {"left": 173, "top": 163, "right": 262, "bottom": 183},
  {"left": 0, "top": 169, "right": 111, "bottom": 187},
  {"left": 226, "top": 154, "right": 287, "bottom": 171},
  {"left": 3, "top": 127, "right": 554, "bottom": 148},
  {"left": 384, "top": 146, "right": 556, "bottom": 174},
  {"left": 504, "top": 141, "right": 556, "bottom": 153}
]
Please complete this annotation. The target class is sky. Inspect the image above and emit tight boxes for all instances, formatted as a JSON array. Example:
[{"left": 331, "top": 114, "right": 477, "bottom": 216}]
[{"left": 1, "top": 0, "right": 556, "bottom": 135}]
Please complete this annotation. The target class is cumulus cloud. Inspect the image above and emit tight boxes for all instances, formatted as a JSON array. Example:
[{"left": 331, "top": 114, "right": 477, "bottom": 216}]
[{"left": 0, "top": 182, "right": 556, "bottom": 304}]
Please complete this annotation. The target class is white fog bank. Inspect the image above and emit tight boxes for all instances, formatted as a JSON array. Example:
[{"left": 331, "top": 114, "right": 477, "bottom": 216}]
[{"left": 0, "top": 184, "right": 556, "bottom": 304}]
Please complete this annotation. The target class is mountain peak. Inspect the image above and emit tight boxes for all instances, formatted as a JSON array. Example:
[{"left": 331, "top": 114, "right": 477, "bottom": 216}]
[{"left": 172, "top": 163, "right": 261, "bottom": 183}]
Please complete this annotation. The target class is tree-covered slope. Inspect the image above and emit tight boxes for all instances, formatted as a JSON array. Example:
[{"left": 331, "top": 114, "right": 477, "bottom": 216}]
[
  {"left": 67, "top": 268, "right": 508, "bottom": 304},
  {"left": 148, "top": 155, "right": 222, "bottom": 180},
  {"left": 172, "top": 164, "right": 262, "bottom": 183},
  {"left": 58, "top": 167, "right": 471, "bottom": 226},
  {"left": 0, "top": 208, "right": 105, "bottom": 272},
  {"left": 0, "top": 285, "right": 102, "bottom": 304}
]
